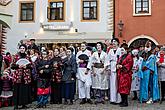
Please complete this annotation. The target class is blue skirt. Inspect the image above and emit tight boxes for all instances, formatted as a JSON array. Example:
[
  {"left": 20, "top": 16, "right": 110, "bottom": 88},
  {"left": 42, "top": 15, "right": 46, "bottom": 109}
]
[{"left": 62, "top": 82, "right": 75, "bottom": 100}]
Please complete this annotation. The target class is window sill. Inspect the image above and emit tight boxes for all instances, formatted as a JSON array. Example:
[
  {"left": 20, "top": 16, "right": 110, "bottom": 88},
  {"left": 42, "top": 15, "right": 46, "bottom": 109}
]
[
  {"left": 81, "top": 19, "right": 99, "bottom": 22},
  {"left": 48, "top": 20, "right": 65, "bottom": 22},
  {"left": 19, "top": 20, "right": 35, "bottom": 23},
  {"left": 133, "top": 13, "right": 151, "bottom": 17}
]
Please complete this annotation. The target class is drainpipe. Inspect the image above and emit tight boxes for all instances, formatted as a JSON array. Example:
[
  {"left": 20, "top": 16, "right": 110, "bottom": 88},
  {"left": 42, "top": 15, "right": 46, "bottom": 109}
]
[{"left": 113, "top": 0, "right": 115, "bottom": 38}]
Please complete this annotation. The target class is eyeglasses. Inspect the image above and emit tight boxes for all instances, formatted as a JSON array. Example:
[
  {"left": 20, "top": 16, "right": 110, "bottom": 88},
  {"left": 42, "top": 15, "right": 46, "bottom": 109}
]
[{"left": 20, "top": 48, "right": 25, "bottom": 49}]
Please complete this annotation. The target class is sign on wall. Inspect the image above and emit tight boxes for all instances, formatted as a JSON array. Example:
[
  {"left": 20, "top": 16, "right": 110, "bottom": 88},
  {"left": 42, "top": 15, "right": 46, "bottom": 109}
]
[{"left": 41, "top": 22, "right": 72, "bottom": 31}]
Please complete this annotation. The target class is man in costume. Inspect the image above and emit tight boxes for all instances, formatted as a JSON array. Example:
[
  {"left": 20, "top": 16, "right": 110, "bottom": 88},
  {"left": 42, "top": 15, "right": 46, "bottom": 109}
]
[
  {"left": 107, "top": 38, "right": 122, "bottom": 104},
  {"left": 76, "top": 42, "right": 93, "bottom": 104}
]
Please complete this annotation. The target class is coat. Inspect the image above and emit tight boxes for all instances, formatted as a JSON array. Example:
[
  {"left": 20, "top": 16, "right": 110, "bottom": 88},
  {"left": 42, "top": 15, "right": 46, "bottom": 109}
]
[
  {"left": 157, "top": 56, "right": 165, "bottom": 81},
  {"left": 62, "top": 54, "right": 77, "bottom": 83},
  {"left": 139, "top": 54, "right": 160, "bottom": 102},
  {"left": 90, "top": 51, "right": 109, "bottom": 90},
  {"left": 76, "top": 49, "right": 91, "bottom": 84},
  {"left": 51, "top": 56, "right": 63, "bottom": 83},
  {"left": 11, "top": 54, "right": 32, "bottom": 84},
  {"left": 117, "top": 53, "right": 133, "bottom": 94},
  {"left": 131, "top": 57, "right": 143, "bottom": 91}
]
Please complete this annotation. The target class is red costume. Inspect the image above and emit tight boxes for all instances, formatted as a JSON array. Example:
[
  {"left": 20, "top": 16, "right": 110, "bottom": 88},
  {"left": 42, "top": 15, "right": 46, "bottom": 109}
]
[{"left": 117, "top": 53, "right": 133, "bottom": 94}]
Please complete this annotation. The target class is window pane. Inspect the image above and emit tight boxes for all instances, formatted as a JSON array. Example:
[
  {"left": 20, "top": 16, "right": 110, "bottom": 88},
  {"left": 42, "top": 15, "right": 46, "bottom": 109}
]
[
  {"left": 83, "top": 1, "right": 98, "bottom": 20},
  {"left": 136, "top": 2, "right": 141, "bottom": 7},
  {"left": 136, "top": 8, "right": 142, "bottom": 13},
  {"left": 57, "top": 2, "right": 63, "bottom": 7},
  {"left": 28, "top": 3, "right": 33, "bottom": 8},
  {"left": 136, "top": 0, "right": 141, "bottom": 1},
  {"left": 143, "top": 7, "right": 149, "bottom": 12},
  {"left": 84, "top": 13, "right": 89, "bottom": 18},
  {"left": 83, "top": 2, "right": 89, "bottom": 7},
  {"left": 21, "top": 10, "right": 27, "bottom": 20},
  {"left": 59, "top": 8, "right": 63, "bottom": 19},
  {"left": 55, "top": 8, "right": 60, "bottom": 19},
  {"left": 21, "top": 4, "right": 27, "bottom": 9},
  {"left": 143, "top": 0, "right": 148, "bottom": 2},
  {"left": 84, "top": 8, "right": 89, "bottom": 14},
  {"left": 143, "top": 2, "right": 148, "bottom": 7},
  {"left": 91, "top": 2, "right": 96, "bottom": 7},
  {"left": 49, "top": 1, "right": 64, "bottom": 20},
  {"left": 50, "top": 2, "right": 56, "bottom": 8},
  {"left": 94, "top": 7, "right": 97, "bottom": 18},
  {"left": 50, "top": 9, "right": 56, "bottom": 20},
  {"left": 22, "top": 3, "right": 33, "bottom": 9},
  {"left": 27, "top": 10, "right": 33, "bottom": 20},
  {"left": 20, "top": 3, "right": 34, "bottom": 21}
]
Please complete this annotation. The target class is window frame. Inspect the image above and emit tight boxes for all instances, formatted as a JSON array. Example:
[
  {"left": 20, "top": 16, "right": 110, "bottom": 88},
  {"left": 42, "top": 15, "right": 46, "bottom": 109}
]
[
  {"left": 81, "top": 0, "right": 99, "bottom": 22},
  {"left": 133, "top": 0, "right": 151, "bottom": 16},
  {"left": 48, "top": 0, "right": 66, "bottom": 22},
  {"left": 19, "top": 1, "right": 35, "bottom": 23}
]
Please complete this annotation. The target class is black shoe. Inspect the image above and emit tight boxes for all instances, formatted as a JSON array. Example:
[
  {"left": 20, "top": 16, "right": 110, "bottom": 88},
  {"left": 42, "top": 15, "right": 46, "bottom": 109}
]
[
  {"left": 132, "top": 97, "right": 138, "bottom": 100},
  {"left": 80, "top": 98, "right": 86, "bottom": 104},
  {"left": 94, "top": 101, "right": 98, "bottom": 105},
  {"left": 110, "top": 102, "right": 118, "bottom": 105},
  {"left": 69, "top": 100, "right": 73, "bottom": 105},
  {"left": 119, "top": 101, "right": 123, "bottom": 106},
  {"left": 43, "top": 104, "right": 47, "bottom": 108},
  {"left": 101, "top": 101, "right": 105, "bottom": 104},
  {"left": 64, "top": 100, "right": 68, "bottom": 105},
  {"left": 35, "top": 104, "right": 42, "bottom": 108},
  {"left": 14, "top": 106, "right": 18, "bottom": 110},
  {"left": 86, "top": 99, "right": 93, "bottom": 104},
  {"left": 119, "top": 102, "right": 128, "bottom": 107},
  {"left": 50, "top": 102, "right": 54, "bottom": 104},
  {"left": 20, "top": 105, "right": 29, "bottom": 109}
]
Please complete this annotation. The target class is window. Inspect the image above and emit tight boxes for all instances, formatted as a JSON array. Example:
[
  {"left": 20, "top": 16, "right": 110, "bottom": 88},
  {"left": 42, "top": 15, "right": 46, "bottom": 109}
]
[
  {"left": 81, "top": 0, "right": 99, "bottom": 21},
  {"left": 133, "top": 0, "right": 151, "bottom": 16},
  {"left": 47, "top": 0, "right": 65, "bottom": 22},
  {"left": 19, "top": 1, "right": 35, "bottom": 22}
]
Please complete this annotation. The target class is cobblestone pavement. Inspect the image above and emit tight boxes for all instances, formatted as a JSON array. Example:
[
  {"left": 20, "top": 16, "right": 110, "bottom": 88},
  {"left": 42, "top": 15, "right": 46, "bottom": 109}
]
[{"left": 2, "top": 99, "right": 165, "bottom": 110}]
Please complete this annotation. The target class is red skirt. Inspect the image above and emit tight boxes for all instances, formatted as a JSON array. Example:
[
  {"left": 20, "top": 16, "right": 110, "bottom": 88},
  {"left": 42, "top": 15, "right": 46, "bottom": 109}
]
[{"left": 37, "top": 87, "right": 51, "bottom": 95}]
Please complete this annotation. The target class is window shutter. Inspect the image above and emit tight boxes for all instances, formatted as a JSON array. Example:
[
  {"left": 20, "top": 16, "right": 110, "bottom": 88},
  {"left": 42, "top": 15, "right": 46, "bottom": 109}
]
[{"left": 47, "top": 7, "right": 50, "bottom": 20}]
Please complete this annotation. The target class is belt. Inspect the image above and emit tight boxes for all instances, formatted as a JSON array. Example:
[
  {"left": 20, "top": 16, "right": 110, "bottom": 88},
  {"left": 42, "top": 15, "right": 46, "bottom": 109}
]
[{"left": 93, "top": 63, "right": 104, "bottom": 68}]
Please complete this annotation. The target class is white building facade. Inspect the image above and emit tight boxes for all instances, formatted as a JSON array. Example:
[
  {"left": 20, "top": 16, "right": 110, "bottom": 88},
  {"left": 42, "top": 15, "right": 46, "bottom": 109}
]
[{"left": 6, "top": 0, "right": 114, "bottom": 54}]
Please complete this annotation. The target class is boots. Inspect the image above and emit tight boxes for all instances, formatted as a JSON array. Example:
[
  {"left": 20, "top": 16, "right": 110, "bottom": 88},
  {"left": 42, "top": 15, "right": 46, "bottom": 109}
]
[
  {"left": 86, "top": 99, "right": 93, "bottom": 104},
  {"left": 80, "top": 98, "right": 86, "bottom": 104},
  {"left": 132, "top": 91, "right": 138, "bottom": 100},
  {"left": 120, "top": 94, "right": 128, "bottom": 107}
]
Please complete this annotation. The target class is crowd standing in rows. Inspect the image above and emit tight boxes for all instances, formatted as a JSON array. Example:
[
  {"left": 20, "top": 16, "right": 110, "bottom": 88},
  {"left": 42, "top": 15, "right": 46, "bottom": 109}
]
[{"left": 0, "top": 38, "right": 164, "bottom": 109}]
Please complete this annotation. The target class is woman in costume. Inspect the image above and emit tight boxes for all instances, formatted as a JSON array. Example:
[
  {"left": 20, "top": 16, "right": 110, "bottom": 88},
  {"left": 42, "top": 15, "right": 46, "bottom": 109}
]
[
  {"left": 0, "top": 68, "right": 13, "bottom": 108},
  {"left": 50, "top": 48, "right": 63, "bottom": 104},
  {"left": 116, "top": 46, "right": 133, "bottom": 107},
  {"left": 61, "top": 47, "right": 77, "bottom": 105},
  {"left": 11, "top": 44, "right": 32, "bottom": 109},
  {"left": 90, "top": 42, "right": 109, "bottom": 104},
  {"left": 36, "top": 51, "right": 53, "bottom": 108},
  {"left": 131, "top": 49, "right": 143, "bottom": 100}
]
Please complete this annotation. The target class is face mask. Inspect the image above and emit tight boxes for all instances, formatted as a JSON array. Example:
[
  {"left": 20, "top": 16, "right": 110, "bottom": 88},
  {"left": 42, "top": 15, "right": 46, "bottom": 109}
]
[
  {"left": 121, "top": 48, "right": 126, "bottom": 55},
  {"left": 132, "top": 50, "right": 139, "bottom": 56},
  {"left": 145, "top": 47, "right": 151, "bottom": 52}
]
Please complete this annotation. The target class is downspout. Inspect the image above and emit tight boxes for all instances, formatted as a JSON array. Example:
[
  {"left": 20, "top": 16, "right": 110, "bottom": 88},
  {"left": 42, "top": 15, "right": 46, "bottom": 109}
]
[{"left": 113, "top": 0, "right": 115, "bottom": 38}]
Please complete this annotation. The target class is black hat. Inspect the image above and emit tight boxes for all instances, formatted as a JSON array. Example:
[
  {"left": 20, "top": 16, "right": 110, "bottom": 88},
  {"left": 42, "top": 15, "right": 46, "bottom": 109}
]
[
  {"left": 19, "top": 44, "right": 27, "bottom": 51},
  {"left": 111, "top": 38, "right": 120, "bottom": 44},
  {"left": 30, "top": 39, "right": 35, "bottom": 41}
]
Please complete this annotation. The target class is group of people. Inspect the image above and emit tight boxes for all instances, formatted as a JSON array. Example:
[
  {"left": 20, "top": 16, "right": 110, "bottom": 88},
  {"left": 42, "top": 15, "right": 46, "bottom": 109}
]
[{"left": 0, "top": 38, "right": 164, "bottom": 109}]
